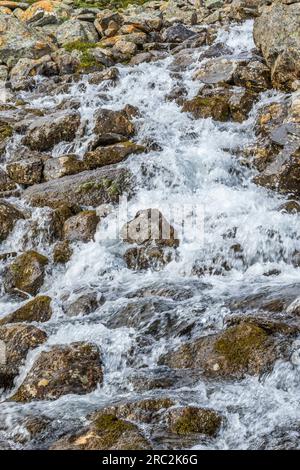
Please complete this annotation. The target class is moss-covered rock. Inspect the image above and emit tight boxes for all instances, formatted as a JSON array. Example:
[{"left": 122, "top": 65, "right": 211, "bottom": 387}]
[
  {"left": 159, "top": 321, "right": 291, "bottom": 379},
  {"left": 11, "top": 342, "right": 103, "bottom": 402},
  {"left": 0, "top": 324, "right": 47, "bottom": 390},
  {"left": 0, "top": 168, "right": 17, "bottom": 193},
  {"left": 104, "top": 398, "right": 175, "bottom": 424},
  {"left": 24, "top": 166, "right": 132, "bottom": 208},
  {"left": 53, "top": 240, "right": 73, "bottom": 264},
  {"left": 0, "top": 201, "right": 24, "bottom": 241},
  {"left": 50, "top": 412, "right": 151, "bottom": 450},
  {"left": 167, "top": 406, "right": 222, "bottom": 437},
  {"left": 0, "top": 296, "right": 52, "bottom": 325},
  {"left": 84, "top": 141, "right": 145, "bottom": 169},
  {"left": 63, "top": 210, "right": 100, "bottom": 242},
  {"left": 4, "top": 250, "right": 49, "bottom": 297}
]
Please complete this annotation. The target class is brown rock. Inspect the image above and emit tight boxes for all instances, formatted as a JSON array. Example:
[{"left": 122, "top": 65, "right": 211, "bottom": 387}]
[
  {"left": 53, "top": 240, "right": 73, "bottom": 264},
  {"left": 167, "top": 406, "right": 222, "bottom": 437},
  {"left": 11, "top": 342, "right": 103, "bottom": 402},
  {"left": 0, "top": 201, "right": 24, "bottom": 241},
  {"left": 159, "top": 321, "right": 291, "bottom": 379},
  {"left": 63, "top": 210, "right": 99, "bottom": 242},
  {"left": 84, "top": 141, "right": 144, "bottom": 170},
  {"left": 4, "top": 250, "right": 48, "bottom": 297},
  {"left": 0, "top": 324, "right": 47, "bottom": 389},
  {"left": 43, "top": 154, "right": 85, "bottom": 181},
  {"left": 6, "top": 157, "right": 43, "bottom": 186},
  {"left": 0, "top": 296, "right": 52, "bottom": 325},
  {"left": 93, "top": 107, "right": 135, "bottom": 145}
]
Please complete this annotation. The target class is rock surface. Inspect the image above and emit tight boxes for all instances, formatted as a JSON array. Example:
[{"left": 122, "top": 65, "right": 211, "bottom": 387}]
[{"left": 11, "top": 342, "right": 103, "bottom": 402}]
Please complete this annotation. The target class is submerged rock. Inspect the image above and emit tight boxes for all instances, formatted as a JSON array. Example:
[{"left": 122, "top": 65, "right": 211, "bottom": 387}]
[
  {"left": 11, "top": 342, "right": 103, "bottom": 402},
  {"left": 63, "top": 292, "right": 102, "bottom": 318},
  {"left": 0, "top": 296, "right": 52, "bottom": 325},
  {"left": 0, "top": 324, "right": 47, "bottom": 390},
  {"left": 4, "top": 251, "right": 48, "bottom": 297},
  {"left": 104, "top": 398, "right": 175, "bottom": 424},
  {"left": 159, "top": 321, "right": 291, "bottom": 379},
  {"left": 50, "top": 412, "right": 151, "bottom": 450},
  {"left": 0, "top": 201, "right": 24, "bottom": 241}
]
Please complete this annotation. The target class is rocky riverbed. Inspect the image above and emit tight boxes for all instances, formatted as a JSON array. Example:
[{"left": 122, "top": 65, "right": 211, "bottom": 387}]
[{"left": 0, "top": 0, "right": 300, "bottom": 450}]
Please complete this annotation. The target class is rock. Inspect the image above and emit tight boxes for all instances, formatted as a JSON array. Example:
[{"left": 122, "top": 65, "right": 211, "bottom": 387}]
[
  {"left": 63, "top": 292, "right": 102, "bottom": 318},
  {"left": 113, "top": 39, "right": 137, "bottom": 56},
  {"left": 87, "top": 67, "right": 119, "bottom": 85},
  {"left": 161, "top": 0, "right": 198, "bottom": 26},
  {"left": 24, "top": 166, "right": 131, "bottom": 209},
  {"left": 22, "top": 111, "right": 81, "bottom": 152},
  {"left": 121, "top": 10, "right": 163, "bottom": 33},
  {"left": 121, "top": 209, "right": 179, "bottom": 247},
  {"left": 43, "top": 154, "right": 85, "bottom": 181},
  {"left": 19, "top": 0, "right": 71, "bottom": 26},
  {"left": 0, "top": 13, "right": 53, "bottom": 65},
  {"left": 233, "top": 60, "right": 271, "bottom": 92},
  {"left": 84, "top": 141, "right": 144, "bottom": 170},
  {"left": 0, "top": 324, "right": 47, "bottom": 390},
  {"left": 9, "top": 56, "right": 58, "bottom": 91},
  {"left": 48, "top": 204, "right": 75, "bottom": 240},
  {"left": 94, "top": 10, "right": 123, "bottom": 37},
  {"left": 93, "top": 107, "right": 135, "bottom": 145},
  {"left": 253, "top": 2, "right": 300, "bottom": 90},
  {"left": 0, "top": 296, "right": 52, "bottom": 325},
  {"left": 63, "top": 210, "right": 99, "bottom": 242},
  {"left": 0, "top": 201, "right": 24, "bottom": 241},
  {"left": 11, "top": 342, "right": 103, "bottom": 402},
  {"left": 0, "top": 120, "right": 13, "bottom": 150},
  {"left": 6, "top": 157, "right": 43, "bottom": 186},
  {"left": 162, "top": 24, "right": 195, "bottom": 43},
  {"left": 50, "top": 412, "right": 151, "bottom": 450},
  {"left": 104, "top": 398, "right": 175, "bottom": 424},
  {"left": 53, "top": 240, "right": 73, "bottom": 264},
  {"left": 4, "top": 250, "right": 48, "bottom": 297},
  {"left": 193, "top": 58, "right": 237, "bottom": 85},
  {"left": 159, "top": 321, "right": 291, "bottom": 379},
  {"left": 0, "top": 169, "right": 17, "bottom": 193},
  {"left": 55, "top": 19, "right": 99, "bottom": 47},
  {"left": 182, "top": 86, "right": 256, "bottom": 123},
  {"left": 278, "top": 200, "right": 300, "bottom": 214},
  {"left": 167, "top": 406, "right": 222, "bottom": 437},
  {"left": 124, "top": 245, "right": 176, "bottom": 271}
]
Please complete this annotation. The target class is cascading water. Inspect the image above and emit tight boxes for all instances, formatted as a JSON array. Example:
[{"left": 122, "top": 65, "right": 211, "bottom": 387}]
[{"left": 1, "top": 19, "right": 300, "bottom": 450}]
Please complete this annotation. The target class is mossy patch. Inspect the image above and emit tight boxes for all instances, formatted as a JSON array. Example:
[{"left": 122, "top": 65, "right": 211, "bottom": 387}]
[
  {"left": 63, "top": 41, "right": 103, "bottom": 72},
  {"left": 168, "top": 407, "right": 222, "bottom": 437},
  {"left": 0, "top": 122, "right": 13, "bottom": 144},
  {"left": 93, "top": 413, "right": 135, "bottom": 448},
  {"left": 214, "top": 323, "right": 269, "bottom": 369}
]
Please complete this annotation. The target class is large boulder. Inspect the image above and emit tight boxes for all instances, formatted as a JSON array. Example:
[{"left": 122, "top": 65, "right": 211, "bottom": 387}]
[
  {"left": 11, "top": 342, "right": 103, "bottom": 402},
  {"left": 24, "top": 166, "right": 132, "bottom": 209},
  {"left": 0, "top": 324, "right": 47, "bottom": 390},
  {"left": 19, "top": 0, "right": 72, "bottom": 26},
  {"left": 159, "top": 321, "right": 292, "bottom": 379},
  {"left": 50, "top": 412, "right": 151, "bottom": 450},
  {"left": 0, "top": 13, "right": 53, "bottom": 65},
  {"left": 9, "top": 56, "right": 58, "bottom": 91},
  {"left": 22, "top": 111, "right": 81, "bottom": 152},
  {"left": 4, "top": 250, "right": 48, "bottom": 297},
  {"left": 0, "top": 201, "right": 24, "bottom": 241},
  {"left": 0, "top": 296, "right": 52, "bottom": 325},
  {"left": 253, "top": 1, "right": 300, "bottom": 91}
]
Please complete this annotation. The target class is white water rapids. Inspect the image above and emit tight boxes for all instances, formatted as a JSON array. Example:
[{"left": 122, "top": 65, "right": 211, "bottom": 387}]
[{"left": 1, "top": 20, "right": 300, "bottom": 449}]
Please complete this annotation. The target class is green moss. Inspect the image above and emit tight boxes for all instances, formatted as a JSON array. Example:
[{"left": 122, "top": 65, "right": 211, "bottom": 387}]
[
  {"left": 93, "top": 413, "right": 135, "bottom": 447},
  {"left": 170, "top": 407, "right": 221, "bottom": 437},
  {"left": 214, "top": 323, "right": 269, "bottom": 368},
  {"left": 0, "top": 296, "right": 52, "bottom": 325},
  {"left": 0, "top": 122, "right": 13, "bottom": 143}
]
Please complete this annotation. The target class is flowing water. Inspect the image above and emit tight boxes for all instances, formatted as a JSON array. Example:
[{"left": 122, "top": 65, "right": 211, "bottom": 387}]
[{"left": 1, "top": 20, "right": 300, "bottom": 449}]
